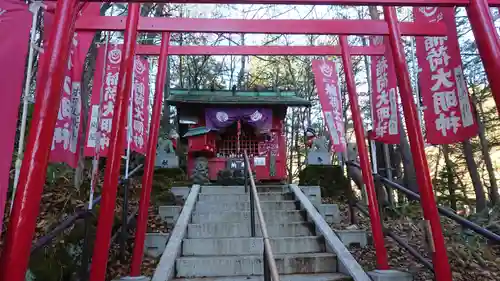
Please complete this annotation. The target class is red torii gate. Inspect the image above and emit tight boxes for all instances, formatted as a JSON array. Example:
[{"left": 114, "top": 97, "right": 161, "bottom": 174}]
[{"left": 0, "top": 1, "right": 499, "bottom": 281}]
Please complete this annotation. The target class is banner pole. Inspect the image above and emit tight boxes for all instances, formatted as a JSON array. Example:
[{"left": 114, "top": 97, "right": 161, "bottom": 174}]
[
  {"left": 10, "top": 2, "right": 43, "bottom": 213},
  {"left": 125, "top": 58, "right": 136, "bottom": 179},
  {"left": 340, "top": 36, "right": 389, "bottom": 270},
  {"left": 410, "top": 36, "right": 423, "bottom": 134},
  {"left": 88, "top": 32, "right": 111, "bottom": 210}
]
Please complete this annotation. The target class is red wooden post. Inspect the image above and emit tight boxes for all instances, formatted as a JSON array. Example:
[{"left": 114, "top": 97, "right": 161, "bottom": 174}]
[
  {"left": 339, "top": 36, "right": 390, "bottom": 270},
  {"left": 383, "top": 7, "right": 452, "bottom": 281},
  {"left": 0, "top": 0, "right": 79, "bottom": 280},
  {"left": 130, "top": 32, "right": 171, "bottom": 276},
  {"left": 467, "top": 0, "right": 500, "bottom": 117},
  {"left": 88, "top": 4, "right": 141, "bottom": 281}
]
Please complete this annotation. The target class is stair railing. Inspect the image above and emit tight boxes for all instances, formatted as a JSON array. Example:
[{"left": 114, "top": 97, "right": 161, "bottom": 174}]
[
  {"left": 243, "top": 151, "right": 280, "bottom": 281},
  {"left": 346, "top": 161, "right": 500, "bottom": 243},
  {"left": 346, "top": 160, "right": 500, "bottom": 276}
]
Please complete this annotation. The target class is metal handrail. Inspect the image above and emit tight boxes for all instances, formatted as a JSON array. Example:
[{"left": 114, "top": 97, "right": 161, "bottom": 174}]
[
  {"left": 346, "top": 161, "right": 500, "bottom": 243},
  {"left": 30, "top": 164, "right": 144, "bottom": 254},
  {"left": 243, "top": 151, "right": 280, "bottom": 281}
]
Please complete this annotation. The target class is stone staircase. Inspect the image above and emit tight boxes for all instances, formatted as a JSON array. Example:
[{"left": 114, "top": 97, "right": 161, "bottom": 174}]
[
  {"left": 177, "top": 185, "right": 349, "bottom": 280},
  {"left": 147, "top": 184, "right": 375, "bottom": 281}
]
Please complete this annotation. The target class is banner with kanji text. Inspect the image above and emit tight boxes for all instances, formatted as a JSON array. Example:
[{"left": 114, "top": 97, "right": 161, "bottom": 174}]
[
  {"left": 48, "top": 33, "right": 94, "bottom": 168},
  {"left": 369, "top": 36, "right": 400, "bottom": 144},
  {"left": 84, "top": 44, "right": 150, "bottom": 156},
  {"left": 414, "top": 7, "right": 477, "bottom": 144},
  {"left": 312, "top": 59, "right": 346, "bottom": 152},
  {"left": 44, "top": 3, "right": 99, "bottom": 168}
]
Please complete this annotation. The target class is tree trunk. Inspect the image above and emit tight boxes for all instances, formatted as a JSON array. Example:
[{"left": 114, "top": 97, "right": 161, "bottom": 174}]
[
  {"left": 179, "top": 9, "right": 185, "bottom": 89},
  {"left": 442, "top": 145, "right": 457, "bottom": 211},
  {"left": 161, "top": 56, "right": 171, "bottom": 133},
  {"left": 237, "top": 34, "right": 246, "bottom": 89},
  {"left": 471, "top": 93, "right": 499, "bottom": 205},
  {"left": 462, "top": 140, "right": 487, "bottom": 212},
  {"left": 374, "top": 141, "right": 390, "bottom": 207}
]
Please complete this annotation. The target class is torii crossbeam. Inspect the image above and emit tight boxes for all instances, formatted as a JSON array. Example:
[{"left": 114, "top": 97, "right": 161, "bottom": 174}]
[
  {"left": 47, "top": 0, "right": 500, "bottom": 6},
  {"left": 76, "top": 17, "right": 448, "bottom": 36}
]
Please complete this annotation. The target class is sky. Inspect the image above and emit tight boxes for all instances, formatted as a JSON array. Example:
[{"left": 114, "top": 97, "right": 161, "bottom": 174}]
[{"left": 105, "top": 3, "right": 500, "bottom": 138}]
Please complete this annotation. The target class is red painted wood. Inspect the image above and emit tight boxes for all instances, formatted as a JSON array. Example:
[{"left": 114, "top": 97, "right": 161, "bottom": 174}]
[
  {"left": 49, "top": 0, "right": 477, "bottom": 6},
  {"left": 0, "top": 0, "right": 80, "bottom": 280},
  {"left": 130, "top": 32, "right": 171, "bottom": 276},
  {"left": 467, "top": 0, "right": 500, "bottom": 117},
  {"left": 384, "top": 7, "right": 453, "bottom": 281},
  {"left": 135, "top": 45, "right": 385, "bottom": 55},
  {"left": 75, "top": 16, "right": 448, "bottom": 36},
  {"left": 88, "top": 4, "right": 141, "bottom": 281},
  {"left": 340, "top": 35, "right": 389, "bottom": 270}
]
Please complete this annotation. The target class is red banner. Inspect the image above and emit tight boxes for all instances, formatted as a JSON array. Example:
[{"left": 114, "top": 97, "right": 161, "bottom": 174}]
[
  {"left": 370, "top": 36, "right": 400, "bottom": 144},
  {"left": 0, "top": 0, "right": 32, "bottom": 238},
  {"left": 130, "top": 57, "right": 150, "bottom": 154},
  {"left": 48, "top": 33, "right": 93, "bottom": 168},
  {"left": 312, "top": 59, "right": 346, "bottom": 152},
  {"left": 415, "top": 7, "right": 478, "bottom": 144},
  {"left": 85, "top": 44, "right": 150, "bottom": 156},
  {"left": 43, "top": 5, "right": 97, "bottom": 168}
]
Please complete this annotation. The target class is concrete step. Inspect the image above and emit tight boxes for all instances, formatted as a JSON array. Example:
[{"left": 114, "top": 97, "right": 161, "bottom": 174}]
[
  {"left": 190, "top": 210, "right": 305, "bottom": 224},
  {"left": 197, "top": 192, "right": 293, "bottom": 202},
  {"left": 176, "top": 253, "right": 337, "bottom": 278},
  {"left": 187, "top": 222, "right": 315, "bottom": 238},
  {"left": 195, "top": 200, "right": 297, "bottom": 212},
  {"left": 182, "top": 236, "right": 324, "bottom": 256},
  {"left": 144, "top": 233, "right": 170, "bottom": 258},
  {"left": 173, "top": 273, "right": 352, "bottom": 281},
  {"left": 201, "top": 185, "right": 287, "bottom": 194}
]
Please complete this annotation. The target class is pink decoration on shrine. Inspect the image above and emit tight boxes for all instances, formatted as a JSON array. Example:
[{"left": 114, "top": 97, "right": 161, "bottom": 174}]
[
  {"left": 369, "top": 36, "right": 400, "bottom": 144},
  {"left": 84, "top": 44, "right": 150, "bottom": 156},
  {"left": 312, "top": 59, "right": 346, "bottom": 152},
  {"left": 415, "top": 7, "right": 478, "bottom": 144}
]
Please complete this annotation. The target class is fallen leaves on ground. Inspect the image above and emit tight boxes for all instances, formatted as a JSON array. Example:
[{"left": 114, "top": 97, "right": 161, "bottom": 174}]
[{"left": 326, "top": 200, "right": 500, "bottom": 281}]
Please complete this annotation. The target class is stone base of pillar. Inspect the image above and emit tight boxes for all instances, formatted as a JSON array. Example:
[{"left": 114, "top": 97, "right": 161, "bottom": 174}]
[
  {"left": 115, "top": 276, "right": 150, "bottom": 281},
  {"left": 368, "top": 269, "right": 413, "bottom": 281}
]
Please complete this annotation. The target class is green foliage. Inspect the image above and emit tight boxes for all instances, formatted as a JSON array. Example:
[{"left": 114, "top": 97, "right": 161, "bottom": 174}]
[
  {"left": 151, "top": 168, "right": 187, "bottom": 206},
  {"left": 461, "top": 205, "right": 500, "bottom": 245},
  {"left": 298, "top": 165, "right": 349, "bottom": 200},
  {"left": 46, "top": 163, "right": 74, "bottom": 186},
  {"left": 29, "top": 216, "right": 97, "bottom": 281},
  {"left": 385, "top": 201, "right": 423, "bottom": 219}
]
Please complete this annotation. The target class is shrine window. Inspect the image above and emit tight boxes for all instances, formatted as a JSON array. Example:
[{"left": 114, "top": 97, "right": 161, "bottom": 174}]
[{"left": 216, "top": 121, "right": 260, "bottom": 157}]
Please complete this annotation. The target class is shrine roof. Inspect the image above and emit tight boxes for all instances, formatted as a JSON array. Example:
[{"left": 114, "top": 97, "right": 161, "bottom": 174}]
[
  {"left": 183, "top": 127, "right": 215, "bottom": 137},
  {"left": 167, "top": 89, "right": 311, "bottom": 107}
]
